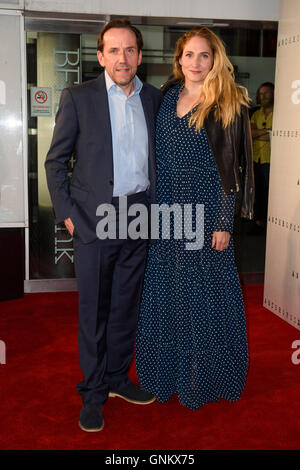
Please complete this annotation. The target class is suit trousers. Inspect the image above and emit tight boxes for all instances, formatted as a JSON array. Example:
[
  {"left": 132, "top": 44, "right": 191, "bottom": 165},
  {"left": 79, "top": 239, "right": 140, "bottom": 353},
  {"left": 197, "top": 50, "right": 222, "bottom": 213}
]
[{"left": 74, "top": 191, "right": 149, "bottom": 405}]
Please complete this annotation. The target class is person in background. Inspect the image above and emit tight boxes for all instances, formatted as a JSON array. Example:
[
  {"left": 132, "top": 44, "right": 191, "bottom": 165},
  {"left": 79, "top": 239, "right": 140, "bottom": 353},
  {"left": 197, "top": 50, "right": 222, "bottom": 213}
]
[
  {"left": 250, "top": 82, "right": 274, "bottom": 232},
  {"left": 135, "top": 27, "right": 254, "bottom": 410},
  {"left": 45, "top": 19, "right": 162, "bottom": 432}
]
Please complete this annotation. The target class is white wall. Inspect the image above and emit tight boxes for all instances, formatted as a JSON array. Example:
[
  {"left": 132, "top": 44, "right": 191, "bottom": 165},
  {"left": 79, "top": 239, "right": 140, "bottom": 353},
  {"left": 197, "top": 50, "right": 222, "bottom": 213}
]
[
  {"left": 0, "top": 1, "right": 24, "bottom": 8},
  {"left": 23, "top": 0, "right": 280, "bottom": 21}
]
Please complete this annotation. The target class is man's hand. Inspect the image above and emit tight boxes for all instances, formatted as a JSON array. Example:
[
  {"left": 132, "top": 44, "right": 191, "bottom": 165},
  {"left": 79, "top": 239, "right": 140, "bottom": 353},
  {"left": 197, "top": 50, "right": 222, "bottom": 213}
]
[
  {"left": 64, "top": 217, "right": 75, "bottom": 236},
  {"left": 211, "top": 231, "right": 230, "bottom": 251},
  {"left": 255, "top": 130, "right": 270, "bottom": 141},
  {"left": 251, "top": 123, "right": 270, "bottom": 141}
]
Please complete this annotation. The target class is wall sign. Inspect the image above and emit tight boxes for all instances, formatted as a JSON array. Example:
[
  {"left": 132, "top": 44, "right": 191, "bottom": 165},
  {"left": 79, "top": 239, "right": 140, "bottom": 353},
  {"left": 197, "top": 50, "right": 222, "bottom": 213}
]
[{"left": 31, "top": 86, "right": 52, "bottom": 116}]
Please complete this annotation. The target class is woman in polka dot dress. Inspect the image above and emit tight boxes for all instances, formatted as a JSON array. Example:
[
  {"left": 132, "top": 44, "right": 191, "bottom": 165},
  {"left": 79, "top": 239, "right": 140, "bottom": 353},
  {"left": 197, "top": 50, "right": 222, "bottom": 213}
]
[{"left": 136, "top": 27, "right": 254, "bottom": 410}]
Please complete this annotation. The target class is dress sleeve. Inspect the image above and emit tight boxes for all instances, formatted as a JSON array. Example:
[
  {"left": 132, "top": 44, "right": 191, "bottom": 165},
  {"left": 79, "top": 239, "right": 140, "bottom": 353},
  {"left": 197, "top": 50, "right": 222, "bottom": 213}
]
[{"left": 214, "top": 186, "right": 235, "bottom": 233}]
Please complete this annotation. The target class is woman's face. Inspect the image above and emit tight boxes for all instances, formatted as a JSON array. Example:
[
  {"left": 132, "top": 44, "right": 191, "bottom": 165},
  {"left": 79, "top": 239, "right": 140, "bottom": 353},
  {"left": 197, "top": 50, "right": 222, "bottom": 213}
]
[{"left": 179, "top": 36, "right": 213, "bottom": 85}]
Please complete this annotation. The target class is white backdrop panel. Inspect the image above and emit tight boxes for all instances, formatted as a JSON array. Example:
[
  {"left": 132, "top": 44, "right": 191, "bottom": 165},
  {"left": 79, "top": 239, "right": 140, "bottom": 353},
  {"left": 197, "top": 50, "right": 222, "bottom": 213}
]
[{"left": 264, "top": 0, "right": 300, "bottom": 330}]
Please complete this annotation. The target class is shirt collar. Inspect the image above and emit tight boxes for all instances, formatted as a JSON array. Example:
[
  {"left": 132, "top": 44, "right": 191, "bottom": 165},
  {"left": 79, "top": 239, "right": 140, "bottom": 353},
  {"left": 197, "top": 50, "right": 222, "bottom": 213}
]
[{"left": 104, "top": 70, "right": 143, "bottom": 97}]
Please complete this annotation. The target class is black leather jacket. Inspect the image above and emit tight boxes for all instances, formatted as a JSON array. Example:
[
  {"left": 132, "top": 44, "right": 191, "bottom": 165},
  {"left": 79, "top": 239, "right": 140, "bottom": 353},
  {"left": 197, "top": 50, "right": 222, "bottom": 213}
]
[
  {"left": 204, "top": 105, "right": 254, "bottom": 219},
  {"left": 161, "top": 79, "right": 254, "bottom": 219}
]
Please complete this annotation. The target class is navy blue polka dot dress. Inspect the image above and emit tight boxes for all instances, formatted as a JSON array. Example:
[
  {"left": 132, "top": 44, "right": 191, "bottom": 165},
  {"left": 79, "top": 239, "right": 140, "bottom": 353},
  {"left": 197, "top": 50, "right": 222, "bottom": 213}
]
[{"left": 136, "top": 85, "right": 248, "bottom": 410}]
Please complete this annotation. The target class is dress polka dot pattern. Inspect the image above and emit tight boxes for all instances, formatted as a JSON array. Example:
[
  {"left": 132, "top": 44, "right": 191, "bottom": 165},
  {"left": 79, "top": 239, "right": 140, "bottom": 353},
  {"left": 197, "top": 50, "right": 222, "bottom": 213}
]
[{"left": 135, "top": 85, "right": 248, "bottom": 410}]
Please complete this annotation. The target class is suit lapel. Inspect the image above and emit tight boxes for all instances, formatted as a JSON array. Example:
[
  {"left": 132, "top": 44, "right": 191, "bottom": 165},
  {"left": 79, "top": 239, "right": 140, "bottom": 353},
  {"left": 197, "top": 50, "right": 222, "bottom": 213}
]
[
  {"left": 140, "top": 85, "right": 154, "bottom": 158},
  {"left": 140, "top": 84, "right": 156, "bottom": 201},
  {"left": 92, "top": 73, "right": 113, "bottom": 153}
]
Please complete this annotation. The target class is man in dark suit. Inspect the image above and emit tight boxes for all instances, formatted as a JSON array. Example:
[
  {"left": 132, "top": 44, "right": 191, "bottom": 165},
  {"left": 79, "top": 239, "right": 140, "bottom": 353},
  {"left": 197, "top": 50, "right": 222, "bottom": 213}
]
[{"left": 45, "top": 19, "right": 162, "bottom": 432}]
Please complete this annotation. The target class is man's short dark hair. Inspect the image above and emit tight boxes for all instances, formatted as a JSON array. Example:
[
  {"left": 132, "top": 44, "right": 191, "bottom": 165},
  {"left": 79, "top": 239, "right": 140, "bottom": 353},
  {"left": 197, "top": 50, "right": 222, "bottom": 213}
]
[{"left": 97, "top": 19, "right": 143, "bottom": 52}]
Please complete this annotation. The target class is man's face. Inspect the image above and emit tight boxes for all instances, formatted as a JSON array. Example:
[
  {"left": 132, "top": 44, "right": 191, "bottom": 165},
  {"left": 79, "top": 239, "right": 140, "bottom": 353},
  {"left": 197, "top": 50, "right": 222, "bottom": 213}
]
[
  {"left": 259, "top": 86, "right": 274, "bottom": 108},
  {"left": 97, "top": 27, "right": 142, "bottom": 89}
]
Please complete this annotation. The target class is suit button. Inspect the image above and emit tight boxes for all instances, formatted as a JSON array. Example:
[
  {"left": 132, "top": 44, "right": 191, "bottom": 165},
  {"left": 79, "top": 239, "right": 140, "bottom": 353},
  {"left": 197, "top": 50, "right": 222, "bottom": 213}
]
[{"left": 109, "top": 180, "right": 113, "bottom": 186}]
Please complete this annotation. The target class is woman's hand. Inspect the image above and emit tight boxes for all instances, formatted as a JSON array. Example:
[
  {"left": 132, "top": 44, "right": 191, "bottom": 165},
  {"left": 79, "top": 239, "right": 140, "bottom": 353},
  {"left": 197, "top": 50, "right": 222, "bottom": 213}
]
[{"left": 211, "top": 231, "right": 230, "bottom": 251}]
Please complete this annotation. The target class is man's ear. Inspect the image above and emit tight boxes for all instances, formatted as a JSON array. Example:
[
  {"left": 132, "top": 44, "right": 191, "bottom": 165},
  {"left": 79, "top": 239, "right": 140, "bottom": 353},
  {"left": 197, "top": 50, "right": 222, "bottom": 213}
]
[
  {"left": 138, "top": 50, "right": 142, "bottom": 66},
  {"left": 97, "top": 50, "right": 105, "bottom": 68}
]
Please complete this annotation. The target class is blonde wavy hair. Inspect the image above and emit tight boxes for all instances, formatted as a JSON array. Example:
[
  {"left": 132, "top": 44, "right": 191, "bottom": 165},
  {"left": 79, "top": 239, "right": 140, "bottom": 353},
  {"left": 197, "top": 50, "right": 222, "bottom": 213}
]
[{"left": 173, "top": 27, "right": 250, "bottom": 130}]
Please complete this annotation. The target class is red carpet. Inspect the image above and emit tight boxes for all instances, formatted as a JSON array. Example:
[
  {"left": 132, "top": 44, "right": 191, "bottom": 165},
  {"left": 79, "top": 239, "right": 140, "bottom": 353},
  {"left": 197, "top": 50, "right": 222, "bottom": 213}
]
[{"left": 0, "top": 285, "right": 299, "bottom": 450}]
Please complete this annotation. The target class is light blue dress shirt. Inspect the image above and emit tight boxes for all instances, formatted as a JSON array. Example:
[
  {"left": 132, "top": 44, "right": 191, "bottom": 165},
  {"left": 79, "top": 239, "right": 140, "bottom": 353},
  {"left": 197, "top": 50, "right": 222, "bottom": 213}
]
[{"left": 105, "top": 70, "right": 149, "bottom": 197}]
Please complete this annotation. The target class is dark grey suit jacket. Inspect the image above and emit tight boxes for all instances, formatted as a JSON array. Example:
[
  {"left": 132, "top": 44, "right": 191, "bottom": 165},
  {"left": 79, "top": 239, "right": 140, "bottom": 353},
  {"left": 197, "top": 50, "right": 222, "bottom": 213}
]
[{"left": 45, "top": 73, "right": 163, "bottom": 244}]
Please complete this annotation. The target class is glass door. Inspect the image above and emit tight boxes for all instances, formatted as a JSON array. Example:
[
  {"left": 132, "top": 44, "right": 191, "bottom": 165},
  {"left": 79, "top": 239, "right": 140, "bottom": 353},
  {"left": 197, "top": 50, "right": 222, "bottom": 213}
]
[{"left": 25, "top": 16, "right": 277, "bottom": 281}]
